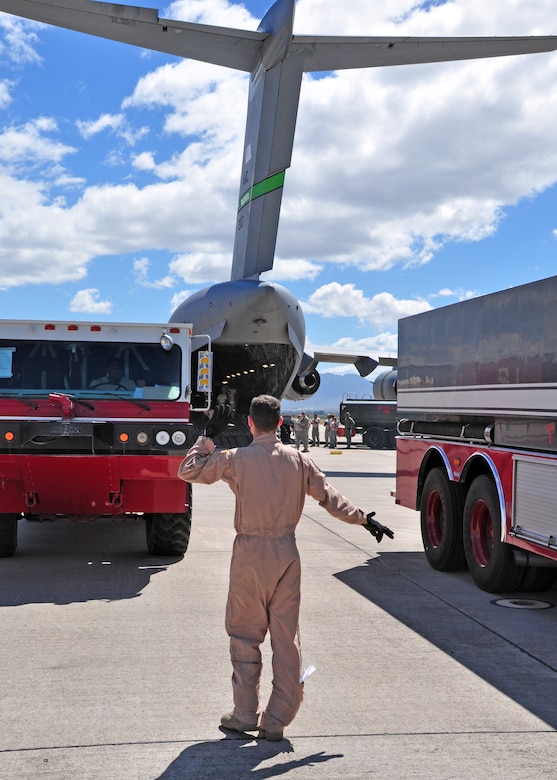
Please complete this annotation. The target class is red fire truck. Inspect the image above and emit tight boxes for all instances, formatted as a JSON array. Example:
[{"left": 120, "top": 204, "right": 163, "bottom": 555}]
[
  {"left": 383, "top": 276, "right": 557, "bottom": 593},
  {"left": 0, "top": 319, "right": 212, "bottom": 558}
]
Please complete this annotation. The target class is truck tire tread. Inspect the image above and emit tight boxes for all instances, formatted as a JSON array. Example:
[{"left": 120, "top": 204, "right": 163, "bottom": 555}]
[
  {"left": 420, "top": 468, "right": 466, "bottom": 571},
  {"left": 463, "top": 475, "right": 523, "bottom": 593},
  {"left": 146, "top": 510, "right": 192, "bottom": 556},
  {"left": 0, "top": 514, "right": 18, "bottom": 558}
]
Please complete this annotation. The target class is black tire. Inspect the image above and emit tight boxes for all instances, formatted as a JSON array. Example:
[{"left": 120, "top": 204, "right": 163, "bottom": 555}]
[
  {"left": 519, "top": 566, "right": 557, "bottom": 593},
  {"left": 145, "top": 509, "right": 192, "bottom": 556},
  {"left": 363, "top": 428, "right": 384, "bottom": 449},
  {"left": 463, "top": 475, "right": 523, "bottom": 593},
  {"left": 420, "top": 468, "right": 466, "bottom": 571},
  {"left": 0, "top": 514, "right": 18, "bottom": 558}
]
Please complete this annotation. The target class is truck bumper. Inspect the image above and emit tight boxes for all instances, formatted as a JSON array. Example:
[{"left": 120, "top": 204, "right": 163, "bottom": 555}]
[{"left": 0, "top": 454, "right": 188, "bottom": 515}]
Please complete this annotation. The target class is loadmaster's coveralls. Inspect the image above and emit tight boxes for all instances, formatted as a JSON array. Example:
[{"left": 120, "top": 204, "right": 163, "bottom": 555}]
[{"left": 178, "top": 432, "right": 366, "bottom": 734}]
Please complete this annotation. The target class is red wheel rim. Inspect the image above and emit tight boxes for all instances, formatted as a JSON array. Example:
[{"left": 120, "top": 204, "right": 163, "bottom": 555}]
[
  {"left": 425, "top": 490, "right": 443, "bottom": 548},
  {"left": 470, "top": 499, "right": 494, "bottom": 567}
]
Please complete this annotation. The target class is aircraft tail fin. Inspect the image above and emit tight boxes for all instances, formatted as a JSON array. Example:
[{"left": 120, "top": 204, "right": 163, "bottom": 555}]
[{"left": 231, "top": 53, "right": 303, "bottom": 280}]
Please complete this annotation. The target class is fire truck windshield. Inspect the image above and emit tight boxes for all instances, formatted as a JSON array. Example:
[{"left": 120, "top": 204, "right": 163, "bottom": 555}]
[{"left": 0, "top": 339, "right": 182, "bottom": 400}]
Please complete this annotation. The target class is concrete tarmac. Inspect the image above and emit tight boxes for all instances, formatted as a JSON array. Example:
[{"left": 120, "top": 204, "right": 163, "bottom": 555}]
[{"left": 1, "top": 443, "right": 556, "bottom": 779}]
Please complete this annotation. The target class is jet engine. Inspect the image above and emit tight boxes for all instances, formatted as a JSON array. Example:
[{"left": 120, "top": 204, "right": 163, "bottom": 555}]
[
  {"left": 285, "top": 370, "right": 321, "bottom": 400},
  {"left": 284, "top": 353, "right": 321, "bottom": 401},
  {"left": 373, "top": 369, "right": 397, "bottom": 400}
]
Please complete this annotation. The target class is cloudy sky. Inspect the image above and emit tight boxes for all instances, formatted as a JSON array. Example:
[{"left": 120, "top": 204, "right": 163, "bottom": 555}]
[{"left": 0, "top": 0, "right": 556, "bottom": 374}]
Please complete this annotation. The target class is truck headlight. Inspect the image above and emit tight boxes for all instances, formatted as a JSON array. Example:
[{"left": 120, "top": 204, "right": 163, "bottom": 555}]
[{"left": 171, "top": 430, "right": 186, "bottom": 446}]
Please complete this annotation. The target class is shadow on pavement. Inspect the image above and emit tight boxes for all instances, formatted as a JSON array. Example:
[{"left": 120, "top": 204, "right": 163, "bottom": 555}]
[
  {"left": 155, "top": 734, "right": 343, "bottom": 779},
  {"left": 0, "top": 552, "right": 181, "bottom": 606},
  {"left": 0, "top": 516, "right": 182, "bottom": 606},
  {"left": 335, "top": 553, "right": 557, "bottom": 730},
  {"left": 322, "top": 471, "right": 395, "bottom": 479}
]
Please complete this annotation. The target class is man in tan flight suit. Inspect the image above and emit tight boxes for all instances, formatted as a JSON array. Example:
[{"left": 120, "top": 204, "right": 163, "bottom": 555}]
[{"left": 178, "top": 394, "right": 393, "bottom": 741}]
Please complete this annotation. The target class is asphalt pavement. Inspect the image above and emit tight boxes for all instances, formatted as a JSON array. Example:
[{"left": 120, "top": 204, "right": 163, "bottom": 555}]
[{"left": 1, "top": 442, "right": 556, "bottom": 778}]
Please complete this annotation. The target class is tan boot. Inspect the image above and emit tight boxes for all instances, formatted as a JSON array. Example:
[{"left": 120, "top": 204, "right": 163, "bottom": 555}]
[
  {"left": 220, "top": 712, "right": 258, "bottom": 733},
  {"left": 258, "top": 727, "right": 284, "bottom": 742}
]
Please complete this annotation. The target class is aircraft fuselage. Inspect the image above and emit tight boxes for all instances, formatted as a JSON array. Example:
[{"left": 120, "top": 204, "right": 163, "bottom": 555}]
[{"left": 170, "top": 279, "right": 306, "bottom": 413}]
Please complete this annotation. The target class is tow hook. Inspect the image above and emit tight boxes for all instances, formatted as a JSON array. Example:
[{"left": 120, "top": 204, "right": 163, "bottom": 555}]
[
  {"left": 109, "top": 491, "right": 123, "bottom": 508},
  {"left": 49, "top": 393, "right": 75, "bottom": 419},
  {"left": 25, "top": 491, "right": 39, "bottom": 508}
]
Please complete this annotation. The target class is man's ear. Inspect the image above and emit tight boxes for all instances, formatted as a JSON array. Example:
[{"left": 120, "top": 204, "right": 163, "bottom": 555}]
[{"left": 278, "top": 416, "right": 283, "bottom": 427}]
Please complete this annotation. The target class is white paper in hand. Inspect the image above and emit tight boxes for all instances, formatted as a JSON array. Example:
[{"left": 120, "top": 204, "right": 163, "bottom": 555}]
[{"left": 300, "top": 664, "right": 316, "bottom": 683}]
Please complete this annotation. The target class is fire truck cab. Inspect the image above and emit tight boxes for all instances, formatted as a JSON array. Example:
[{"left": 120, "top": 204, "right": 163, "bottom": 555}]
[{"left": 0, "top": 319, "right": 209, "bottom": 558}]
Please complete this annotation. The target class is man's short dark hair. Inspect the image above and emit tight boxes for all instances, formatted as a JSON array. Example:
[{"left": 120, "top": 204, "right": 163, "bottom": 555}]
[{"left": 249, "top": 395, "right": 281, "bottom": 432}]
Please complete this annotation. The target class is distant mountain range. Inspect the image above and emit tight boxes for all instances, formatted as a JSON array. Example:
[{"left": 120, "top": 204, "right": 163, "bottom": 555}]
[{"left": 282, "top": 372, "right": 376, "bottom": 415}]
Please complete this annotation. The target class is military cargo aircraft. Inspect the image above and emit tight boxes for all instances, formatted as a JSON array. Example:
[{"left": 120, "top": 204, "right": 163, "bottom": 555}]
[{"left": 1, "top": 0, "right": 556, "bottom": 414}]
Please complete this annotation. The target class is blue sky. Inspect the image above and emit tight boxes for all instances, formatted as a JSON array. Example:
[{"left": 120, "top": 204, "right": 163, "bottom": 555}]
[{"left": 0, "top": 0, "right": 556, "bottom": 375}]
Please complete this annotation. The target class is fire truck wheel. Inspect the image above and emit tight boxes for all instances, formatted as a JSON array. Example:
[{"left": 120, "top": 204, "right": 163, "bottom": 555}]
[
  {"left": 420, "top": 468, "right": 466, "bottom": 571},
  {"left": 463, "top": 475, "right": 523, "bottom": 593},
  {"left": 0, "top": 514, "right": 18, "bottom": 558},
  {"left": 363, "top": 428, "right": 384, "bottom": 449},
  {"left": 519, "top": 566, "right": 557, "bottom": 593},
  {"left": 145, "top": 510, "right": 192, "bottom": 556}
]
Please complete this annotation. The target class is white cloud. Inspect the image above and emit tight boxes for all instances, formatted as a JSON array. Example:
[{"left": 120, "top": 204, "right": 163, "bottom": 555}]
[
  {"left": 306, "top": 331, "right": 399, "bottom": 373},
  {"left": 70, "top": 288, "right": 113, "bottom": 314},
  {"left": 0, "top": 79, "right": 12, "bottom": 109},
  {"left": 433, "top": 287, "right": 479, "bottom": 301},
  {"left": 122, "top": 59, "right": 247, "bottom": 156},
  {"left": 76, "top": 113, "right": 124, "bottom": 138},
  {"left": 170, "top": 289, "right": 194, "bottom": 313},
  {"left": 133, "top": 257, "right": 175, "bottom": 289},
  {"left": 132, "top": 151, "right": 157, "bottom": 171},
  {"left": 166, "top": 0, "right": 257, "bottom": 28},
  {"left": 302, "top": 283, "right": 431, "bottom": 328},
  {"left": 0, "top": 16, "right": 42, "bottom": 65},
  {"left": 76, "top": 112, "right": 149, "bottom": 146},
  {"left": 261, "top": 258, "right": 323, "bottom": 281},
  {"left": 169, "top": 252, "right": 232, "bottom": 284},
  {"left": 0, "top": 118, "right": 76, "bottom": 168},
  {"left": 0, "top": 0, "right": 556, "bottom": 303},
  {"left": 295, "top": 0, "right": 556, "bottom": 36}
]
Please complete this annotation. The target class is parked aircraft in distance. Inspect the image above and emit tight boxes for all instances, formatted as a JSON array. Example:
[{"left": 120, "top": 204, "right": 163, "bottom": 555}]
[{"left": 1, "top": 0, "right": 556, "bottom": 413}]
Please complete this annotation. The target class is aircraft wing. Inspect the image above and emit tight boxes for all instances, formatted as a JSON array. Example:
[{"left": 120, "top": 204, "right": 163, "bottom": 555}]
[
  {"left": 306, "top": 351, "right": 377, "bottom": 378},
  {"left": 0, "top": 0, "right": 265, "bottom": 72}
]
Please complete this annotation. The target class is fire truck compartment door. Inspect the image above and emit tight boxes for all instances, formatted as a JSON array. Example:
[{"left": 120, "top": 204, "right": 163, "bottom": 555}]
[{"left": 512, "top": 456, "right": 557, "bottom": 550}]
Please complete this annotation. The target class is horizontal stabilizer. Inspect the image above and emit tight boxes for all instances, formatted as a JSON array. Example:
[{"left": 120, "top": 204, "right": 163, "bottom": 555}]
[
  {"left": 296, "top": 34, "right": 557, "bottom": 72},
  {"left": 0, "top": 0, "right": 265, "bottom": 71}
]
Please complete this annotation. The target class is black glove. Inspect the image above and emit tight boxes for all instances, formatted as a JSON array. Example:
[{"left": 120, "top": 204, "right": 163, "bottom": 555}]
[
  {"left": 204, "top": 403, "right": 234, "bottom": 439},
  {"left": 363, "top": 511, "right": 394, "bottom": 543}
]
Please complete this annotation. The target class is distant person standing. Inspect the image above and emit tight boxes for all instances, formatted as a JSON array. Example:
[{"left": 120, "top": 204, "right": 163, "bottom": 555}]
[
  {"left": 293, "top": 415, "right": 302, "bottom": 449},
  {"left": 323, "top": 414, "right": 332, "bottom": 447},
  {"left": 311, "top": 413, "right": 321, "bottom": 446},
  {"left": 297, "top": 411, "right": 310, "bottom": 452},
  {"left": 343, "top": 412, "right": 355, "bottom": 448},
  {"left": 329, "top": 416, "right": 339, "bottom": 448}
]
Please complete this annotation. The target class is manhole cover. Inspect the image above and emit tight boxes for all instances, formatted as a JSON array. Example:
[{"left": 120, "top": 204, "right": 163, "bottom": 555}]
[{"left": 492, "top": 598, "right": 555, "bottom": 610}]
